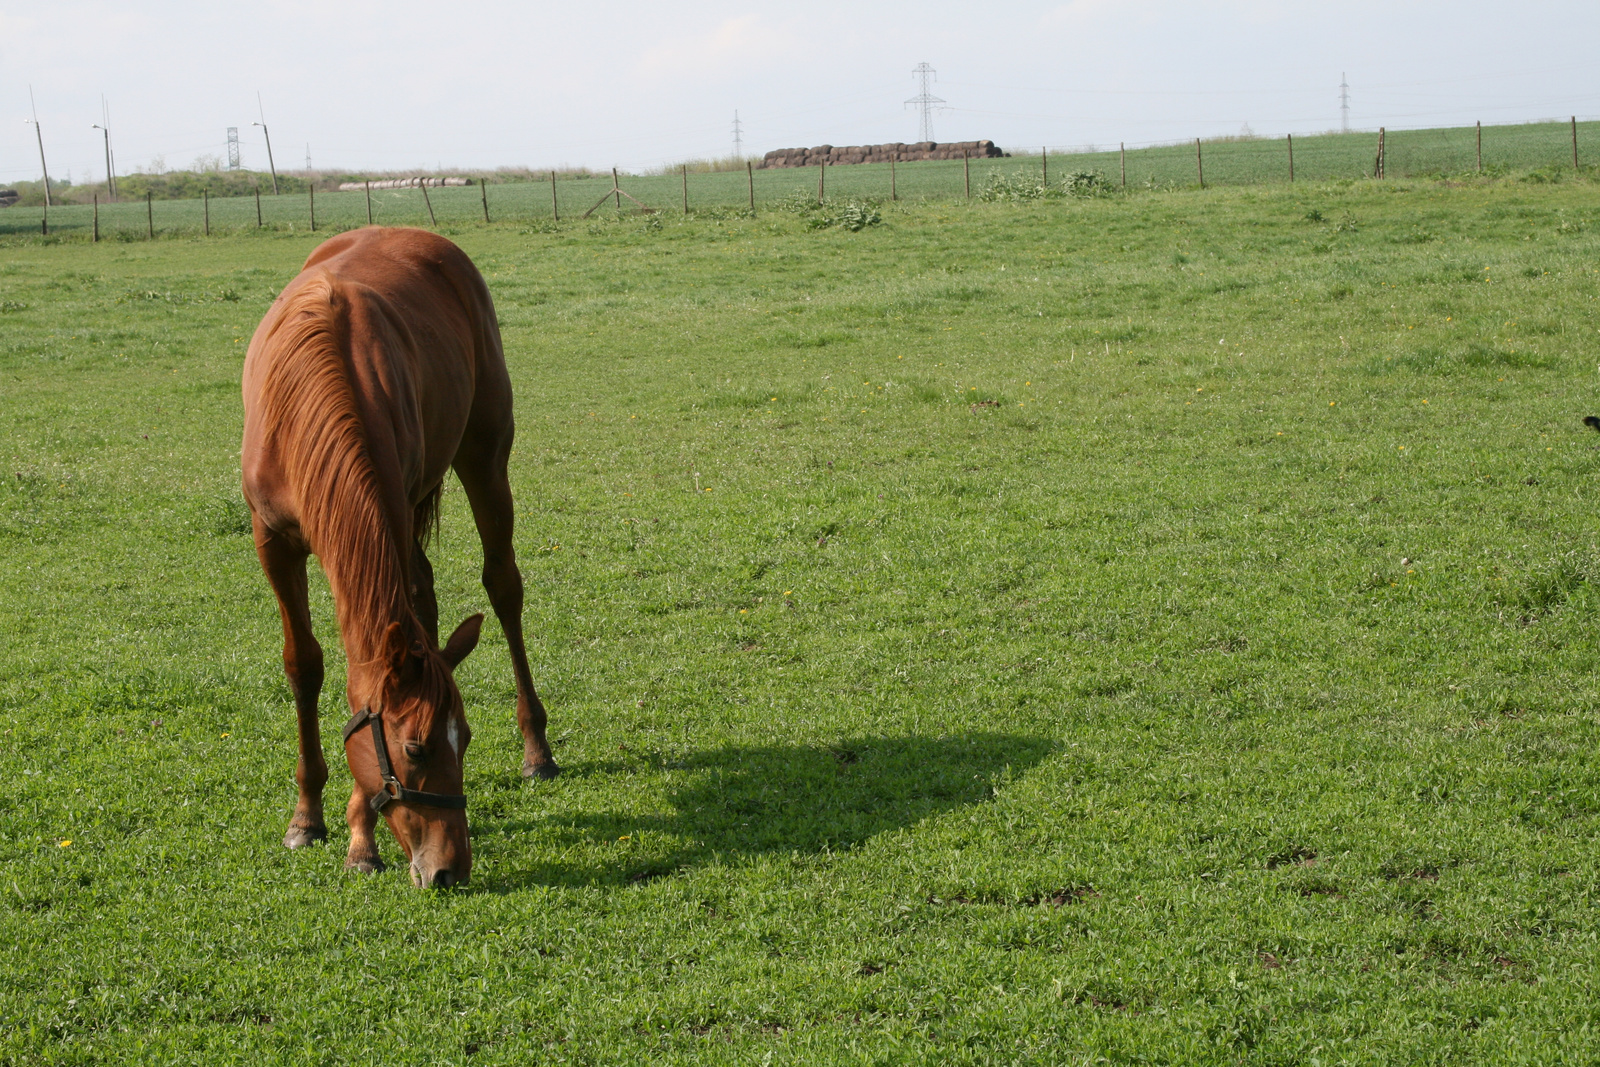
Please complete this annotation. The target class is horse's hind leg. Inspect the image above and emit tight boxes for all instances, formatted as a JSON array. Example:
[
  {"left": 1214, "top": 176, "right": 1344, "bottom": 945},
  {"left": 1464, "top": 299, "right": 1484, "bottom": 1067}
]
[
  {"left": 454, "top": 446, "right": 559, "bottom": 780},
  {"left": 254, "top": 518, "right": 329, "bottom": 848}
]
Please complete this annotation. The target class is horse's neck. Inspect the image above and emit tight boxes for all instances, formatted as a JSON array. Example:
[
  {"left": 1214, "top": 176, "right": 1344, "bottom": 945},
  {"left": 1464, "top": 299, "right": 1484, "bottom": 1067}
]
[{"left": 316, "top": 472, "right": 416, "bottom": 673}]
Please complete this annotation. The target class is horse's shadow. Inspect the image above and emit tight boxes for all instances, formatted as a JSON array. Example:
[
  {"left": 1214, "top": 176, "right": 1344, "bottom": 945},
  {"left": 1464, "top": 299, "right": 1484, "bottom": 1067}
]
[{"left": 471, "top": 732, "right": 1056, "bottom": 891}]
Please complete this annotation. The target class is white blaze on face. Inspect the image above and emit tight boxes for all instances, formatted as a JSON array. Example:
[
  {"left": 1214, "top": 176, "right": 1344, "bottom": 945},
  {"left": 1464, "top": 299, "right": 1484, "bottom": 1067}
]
[{"left": 446, "top": 715, "right": 462, "bottom": 759}]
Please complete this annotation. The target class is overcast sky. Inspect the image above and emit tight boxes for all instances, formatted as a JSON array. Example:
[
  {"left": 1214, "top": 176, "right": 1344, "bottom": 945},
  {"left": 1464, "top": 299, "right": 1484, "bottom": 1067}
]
[{"left": 2, "top": 1, "right": 1596, "bottom": 184}]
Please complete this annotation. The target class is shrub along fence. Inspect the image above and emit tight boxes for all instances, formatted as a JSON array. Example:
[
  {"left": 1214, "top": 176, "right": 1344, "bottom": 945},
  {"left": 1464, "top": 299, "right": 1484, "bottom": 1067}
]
[{"left": 2, "top": 118, "right": 1594, "bottom": 240}]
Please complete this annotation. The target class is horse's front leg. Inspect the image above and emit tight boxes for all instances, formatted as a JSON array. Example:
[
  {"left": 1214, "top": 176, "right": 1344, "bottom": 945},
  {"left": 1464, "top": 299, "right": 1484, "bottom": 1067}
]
[
  {"left": 344, "top": 789, "right": 386, "bottom": 874},
  {"left": 411, "top": 539, "right": 439, "bottom": 646},
  {"left": 455, "top": 454, "right": 559, "bottom": 780},
  {"left": 254, "top": 521, "right": 328, "bottom": 849}
]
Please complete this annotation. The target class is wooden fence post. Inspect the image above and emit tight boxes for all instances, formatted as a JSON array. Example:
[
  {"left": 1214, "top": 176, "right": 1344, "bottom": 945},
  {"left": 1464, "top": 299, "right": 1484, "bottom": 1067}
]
[
  {"left": 255, "top": 186, "right": 262, "bottom": 227},
  {"left": 420, "top": 179, "right": 436, "bottom": 226},
  {"left": 93, "top": 193, "right": 99, "bottom": 242},
  {"left": 1476, "top": 121, "right": 1482, "bottom": 173},
  {"left": 682, "top": 164, "right": 688, "bottom": 214},
  {"left": 1287, "top": 134, "right": 1294, "bottom": 182},
  {"left": 550, "top": 172, "right": 558, "bottom": 222},
  {"left": 964, "top": 151, "right": 970, "bottom": 199},
  {"left": 1120, "top": 142, "right": 1126, "bottom": 190},
  {"left": 890, "top": 157, "right": 897, "bottom": 201},
  {"left": 146, "top": 191, "right": 153, "bottom": 239},
  {"left": 365, "top": 180, "right": 373, "bottom": 224},
  {"left": 612, "top": 168, "right": 622, "bottom": 211},
  {"left": 818, "top": 160, "right": 825, "bottom": 202},
  {"left": 481, "top": 179, "right": 490, "bottom": 223},
  {"left": 309, "top": 185, "right": 316, "bottom": 231},
  {"left": 747, "top": 161, "right": 755, "bottom": 213},
  {"left": 1373, "top": 127, "right": 1385, "bottom": 179},
  {"left": 1042, "top": 146, "right": 1047, "bottom": 185},
  {"left": 1195, "top": 138, "right": 1204, "bottom": 189},
  {"left": 203, "top": 189, "right": 210, "bottom": 236},
  {"left": 1573, "top": 116, "right": 1580, "bottom": 170}
]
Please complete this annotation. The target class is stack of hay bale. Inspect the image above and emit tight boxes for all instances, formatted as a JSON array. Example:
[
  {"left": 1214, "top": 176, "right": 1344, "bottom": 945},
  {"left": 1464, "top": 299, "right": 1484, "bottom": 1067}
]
[
  {"left": 337, "top": 177, "right": 472, "bottom": 191},
  {"left": 758, "top": 141, "right": 1005, "bottom": 168}
]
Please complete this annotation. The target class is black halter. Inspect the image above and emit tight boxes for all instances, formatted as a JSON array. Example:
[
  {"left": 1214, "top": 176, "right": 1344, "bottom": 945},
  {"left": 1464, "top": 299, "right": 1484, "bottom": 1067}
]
[{"left": 342, "top": 707, "right": 467, "bottom": 814}]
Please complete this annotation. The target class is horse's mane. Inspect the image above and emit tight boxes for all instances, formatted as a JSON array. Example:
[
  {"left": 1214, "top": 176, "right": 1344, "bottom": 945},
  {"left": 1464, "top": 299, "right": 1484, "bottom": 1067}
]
[{"left": 256, "top": 274, "right": 451, "bottom": 725}]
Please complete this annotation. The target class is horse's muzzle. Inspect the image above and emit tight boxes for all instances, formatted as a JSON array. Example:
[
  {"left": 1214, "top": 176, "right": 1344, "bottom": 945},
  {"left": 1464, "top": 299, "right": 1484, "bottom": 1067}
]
[{"left": 414, "top": 863, "right": 464, "bottom": 889}]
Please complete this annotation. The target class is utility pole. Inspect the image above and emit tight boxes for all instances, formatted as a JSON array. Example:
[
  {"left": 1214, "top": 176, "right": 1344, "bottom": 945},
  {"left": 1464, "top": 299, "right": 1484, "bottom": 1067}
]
[
  {"left": 254, "top": 92, "right": 279, "bottom": 194},
  {"left": 100, "top": 97, "right": 119, "bottom": 197},
  {"left": 254, "top": 122, "right": 280, "bottom": 193},
  {"left": 92, "top": 123, "right": 114, "bottom": 201},
  {"left": 1340, "top": 73, "right": 1350, "bottom": 134},
  {"left": 906, "top": 62, "right": 946, "bottom": 142},
  {"left": 103, "top": 97, "right": 118, "bottom": 198},
  {"left": 732, "top": 110, "right": 744, "bottom": 162},
  {"left": 26, "top": 86, "right": 51, "bottom": 206}
]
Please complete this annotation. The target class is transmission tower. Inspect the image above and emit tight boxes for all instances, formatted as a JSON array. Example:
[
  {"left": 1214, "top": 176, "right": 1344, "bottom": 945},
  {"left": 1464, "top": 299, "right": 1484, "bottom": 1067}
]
[
  {"left": 906, "top": 62, "right": 946, "bottom": 142},
  {"left": 732, "top": 110, "right": 744, "bottom": 161},
  {"left": 226, "top": 127, "right": 241, "bottom": 170},
  {"left": 1340, "top": 73, "right": 1350, "bottom": 133},
  {"left": 305, "top": 143, "right": 312, "bottom": 171}
]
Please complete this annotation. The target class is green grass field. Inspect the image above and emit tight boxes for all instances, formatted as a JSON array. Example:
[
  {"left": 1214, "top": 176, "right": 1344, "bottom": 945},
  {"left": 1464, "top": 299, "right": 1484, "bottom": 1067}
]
[
  {"left": 3, "top": 173, "right": 1600, "bottom": 1063},
  {"left": 5, "top": 119, "right": 1595, "bottom": 241}
]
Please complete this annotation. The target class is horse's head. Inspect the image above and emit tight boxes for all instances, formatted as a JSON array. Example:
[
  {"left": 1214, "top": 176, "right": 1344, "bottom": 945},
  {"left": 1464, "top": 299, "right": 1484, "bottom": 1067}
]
[{"left": 345, "top": 614, "right": 482, "bottom": 887}]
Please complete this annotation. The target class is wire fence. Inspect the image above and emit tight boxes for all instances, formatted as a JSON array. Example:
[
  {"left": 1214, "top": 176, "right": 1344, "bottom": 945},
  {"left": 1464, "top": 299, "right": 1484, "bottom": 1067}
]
[{"left": 3, "top": 119, "right": 1595, "bottom": 240}]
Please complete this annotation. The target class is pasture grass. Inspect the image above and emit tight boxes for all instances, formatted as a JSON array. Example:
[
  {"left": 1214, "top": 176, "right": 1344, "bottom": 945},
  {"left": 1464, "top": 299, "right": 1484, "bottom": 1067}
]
[{"left": 2, "top": 175, "right": 1600, "bottom": 1063}]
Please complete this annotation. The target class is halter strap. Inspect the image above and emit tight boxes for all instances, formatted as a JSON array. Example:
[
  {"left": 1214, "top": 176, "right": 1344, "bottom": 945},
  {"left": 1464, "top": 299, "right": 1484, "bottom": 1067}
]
[{"left": 342, "top": 707, "right": 467, "bottom": 814}]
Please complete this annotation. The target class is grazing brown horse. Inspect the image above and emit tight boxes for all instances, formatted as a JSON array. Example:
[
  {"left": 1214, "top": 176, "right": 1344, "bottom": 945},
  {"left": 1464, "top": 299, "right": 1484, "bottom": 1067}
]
[{"left": 241, "top": 226, "right": 558, "bottom": 888}]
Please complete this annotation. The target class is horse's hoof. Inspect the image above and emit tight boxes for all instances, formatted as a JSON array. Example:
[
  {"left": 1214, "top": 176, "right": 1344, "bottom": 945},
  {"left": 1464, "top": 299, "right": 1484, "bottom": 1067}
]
[
  {"left": 344, "top": 855, "right": 387, "bottom": 874},
  {"left": 521, "top": 760, "right": 561, "bottom": 781},
  {"left": 283, "top": 825, "right": 328, "bottom": 849}
]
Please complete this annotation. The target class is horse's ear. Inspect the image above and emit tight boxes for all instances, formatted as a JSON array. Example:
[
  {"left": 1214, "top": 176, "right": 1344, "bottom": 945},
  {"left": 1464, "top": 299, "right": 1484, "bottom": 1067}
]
[
  {"left": 441, "top": 614, "right": 484, "bottom": 669},
  {"left": 381, "top": 622, "right": 426, "bottom": 682}
]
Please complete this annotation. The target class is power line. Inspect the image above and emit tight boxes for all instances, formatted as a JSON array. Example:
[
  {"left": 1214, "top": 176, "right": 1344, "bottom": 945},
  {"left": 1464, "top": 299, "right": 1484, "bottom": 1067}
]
[{"left": 906, "top": 62, "right": 946, "bottom": 142}]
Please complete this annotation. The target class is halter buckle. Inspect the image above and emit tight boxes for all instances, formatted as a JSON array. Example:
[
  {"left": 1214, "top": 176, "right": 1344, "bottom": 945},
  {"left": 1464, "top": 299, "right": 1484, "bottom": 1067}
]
[{"left": 370, "top": 776, "right": 404, "bottom": 813}]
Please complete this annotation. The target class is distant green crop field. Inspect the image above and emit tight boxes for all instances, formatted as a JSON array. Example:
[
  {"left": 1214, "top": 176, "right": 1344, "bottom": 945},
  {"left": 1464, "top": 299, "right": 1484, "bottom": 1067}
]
[
  {"left": 3, "top": 176, "right": 1600, "bottom": 1063},
  {"left": 1051, "top": 119, "right": 1598, "bottom": 187},
  {"left": 4, "top": 119, "right": 1595, "bottom": 241}
]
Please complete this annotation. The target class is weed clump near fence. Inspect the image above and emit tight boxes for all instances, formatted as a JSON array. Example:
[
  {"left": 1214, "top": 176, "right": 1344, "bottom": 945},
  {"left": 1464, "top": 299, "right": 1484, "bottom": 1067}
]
[
  {"left": 978, "top": 170, "right": 1115, "bottom": 203},
  {"left": 774, "top": 193, "right": 884, "bottom": 231}
]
